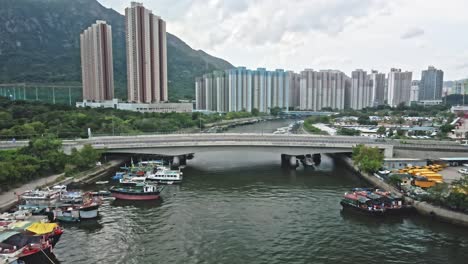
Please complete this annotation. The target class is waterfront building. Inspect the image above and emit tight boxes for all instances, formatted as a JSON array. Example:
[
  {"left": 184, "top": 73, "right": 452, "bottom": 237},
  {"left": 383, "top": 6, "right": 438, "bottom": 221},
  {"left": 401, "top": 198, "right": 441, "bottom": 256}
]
[
  {"left": 195, "top": 67, "right": 294, "bottom": 113},
  {"left": 80, "top": 20, "right": 114, "bottom": 101},
  {"left": 419, "top": 66, "right": 444, "bottom": 101},
  {"left": 387, "top": 68, "right": 412, "bottom": 107},
  {"left": 125, "top": 2, "right": 167, "bottom": 103},
  {"left": 299, "top": 69, "right": 347, "bottom": 111},
  {"left": 410, "top": 80, "right": 420, "bottom": 103},
  {"left": 369, "top": 70, "right": 386, "bottom": 106},
  {"left": 349, "top": 69, "right": 371, "bottom": 110}
]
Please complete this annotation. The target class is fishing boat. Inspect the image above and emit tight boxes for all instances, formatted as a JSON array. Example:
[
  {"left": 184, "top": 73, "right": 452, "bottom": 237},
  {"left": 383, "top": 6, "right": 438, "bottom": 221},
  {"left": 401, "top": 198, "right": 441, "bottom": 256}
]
[
  {"left": 340, "top": 193, "right": 385, "bottom": 216},
  {"left": 146, "top": 168, "right": 183, "bottom": 184},
  {"left": 110, "top": 183, "right": 164, "bottom": 201},
  {"left": 59, "top": 191, "right": 83, "bottom": 205},
  {"left": 17, "top": 187, "right": 64, "bottom": 214},
  {"left": 54, "top": 193, "right": 102, "bottom": 222},
  {"left": 0, "top": 227, "right": 58, "bottom": 263}
]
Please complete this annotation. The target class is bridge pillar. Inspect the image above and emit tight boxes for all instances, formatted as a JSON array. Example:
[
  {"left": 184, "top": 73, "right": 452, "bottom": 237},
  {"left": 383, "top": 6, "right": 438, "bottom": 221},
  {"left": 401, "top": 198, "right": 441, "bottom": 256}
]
[
  {"left": 172, "top": 156, "right": 180, "bottom": 167},
  {"left": 383, "top": 146, "right": 394, "bottom": 158},
  {"left": 281, "top": 154, "right": 298, "bottom": 169}
]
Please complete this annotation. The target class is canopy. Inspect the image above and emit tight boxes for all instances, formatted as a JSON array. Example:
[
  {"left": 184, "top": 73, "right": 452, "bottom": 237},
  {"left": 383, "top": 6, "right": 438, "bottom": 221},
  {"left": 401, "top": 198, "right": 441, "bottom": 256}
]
[
  {"left": 25, "top": 222, "right": 58, "bottom": 235},
  {"left": 0, "top": 231, "right": 20, "bottom": 243},
  {"left": 9, "top": 221, "right": 33, "bottom": 230}
]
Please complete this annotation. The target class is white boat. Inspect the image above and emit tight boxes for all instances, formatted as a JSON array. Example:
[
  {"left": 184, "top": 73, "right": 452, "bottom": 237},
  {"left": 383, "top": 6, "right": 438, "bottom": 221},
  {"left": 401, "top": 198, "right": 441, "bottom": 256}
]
[
  {"left": 95, "top": 181, "right": 109, "bottom": 185},
  {"left": 146, "top": 168, "right": 183, "bottom": 184}
]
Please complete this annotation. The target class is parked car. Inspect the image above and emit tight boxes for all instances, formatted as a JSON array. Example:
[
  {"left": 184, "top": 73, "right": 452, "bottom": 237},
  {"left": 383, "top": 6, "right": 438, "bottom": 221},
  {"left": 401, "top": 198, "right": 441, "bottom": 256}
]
[{"left": 458, "top": 168, "right": 468, "bottom": 175}]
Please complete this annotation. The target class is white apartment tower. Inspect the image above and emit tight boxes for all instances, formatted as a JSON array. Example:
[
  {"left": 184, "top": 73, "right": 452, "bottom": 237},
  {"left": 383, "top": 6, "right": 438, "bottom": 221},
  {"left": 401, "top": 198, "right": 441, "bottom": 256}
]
[
  {"left": 387, "top": 68, "right": 413, "bottom": 107},
  {"left": 349, "top": 69, "right": 372, "bottom": 110},
  {"left": 299, "top": 69, "right": 346, "bottom": 111},
  {"left": 125, "top": 2, "right": 168, "bottom": 103},
  {"left": 80, "top": 20, "right": 114, "bottom": 101}
]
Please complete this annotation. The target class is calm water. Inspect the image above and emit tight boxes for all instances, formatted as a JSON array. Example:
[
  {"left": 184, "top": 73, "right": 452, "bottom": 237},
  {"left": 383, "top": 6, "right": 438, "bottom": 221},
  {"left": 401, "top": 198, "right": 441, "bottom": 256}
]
[
  {"left": 51, "top": 121, "right": 468, "bottom": 263},
  {"left": 52, "top": 151, "right": 468, "bottom": 264}
]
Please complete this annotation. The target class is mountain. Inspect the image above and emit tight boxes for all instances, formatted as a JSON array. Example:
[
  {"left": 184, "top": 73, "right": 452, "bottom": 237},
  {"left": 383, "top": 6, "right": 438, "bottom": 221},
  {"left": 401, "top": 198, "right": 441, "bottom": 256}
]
[{"left": 0, "top": 0, "right": 233, "bottom": 100}]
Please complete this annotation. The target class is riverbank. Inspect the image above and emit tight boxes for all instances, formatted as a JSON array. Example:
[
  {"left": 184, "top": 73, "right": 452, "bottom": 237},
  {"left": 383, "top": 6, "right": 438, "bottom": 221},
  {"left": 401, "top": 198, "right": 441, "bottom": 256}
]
[
  {"left": 339, "top": 155, "right": 468, "bottom": 227},
  {"left": 0, "top": 159, "right": 124, "bottom": 212}
]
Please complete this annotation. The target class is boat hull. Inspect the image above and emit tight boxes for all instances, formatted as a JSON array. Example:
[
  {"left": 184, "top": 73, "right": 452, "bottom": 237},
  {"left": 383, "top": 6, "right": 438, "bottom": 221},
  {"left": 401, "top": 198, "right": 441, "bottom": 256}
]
[
  {"left": 146, "top": 179, "right": 182, "bottom": 185},
  {"left": 79, "top": 204, "right": 100, "bottom": 219},
  {"left": 110, "top": 190, "right": 160, "bottom": 201},
  {"left": 340, "top": 201, "right": 385, "bottom": 216}
]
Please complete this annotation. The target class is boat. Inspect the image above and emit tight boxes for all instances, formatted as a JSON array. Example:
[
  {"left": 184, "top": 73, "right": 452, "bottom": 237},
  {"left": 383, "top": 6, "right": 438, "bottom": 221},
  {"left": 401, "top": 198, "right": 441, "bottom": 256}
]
[
  {"left": 54, "top": 193, "right": 102, "bottom": 222},
  {"left": 59, "top": 191, "right": 83, "bottom": 204},
  {"left": 340, "top": 193, "right": 385, "bottom": 216},
  {"left": 112, "top": 172, "right": 125, "bottom": 181},
  {"left": 95, "top": 181, "right": 109, "bottom": 185},
  {"left": 0, "top": 225, "right": 60, "bottom": 263},
  {"left": 109, "top": 183, "right": 164, "bottom": 201},
  {"left": 146, "top": 168, "right": 183, "bottom": 184},
  {"left": 17, "top": 188, "right": 64, "bottom": 214},
  {"left": 90, "top": 191, "right": 111, "bottom": 197}
]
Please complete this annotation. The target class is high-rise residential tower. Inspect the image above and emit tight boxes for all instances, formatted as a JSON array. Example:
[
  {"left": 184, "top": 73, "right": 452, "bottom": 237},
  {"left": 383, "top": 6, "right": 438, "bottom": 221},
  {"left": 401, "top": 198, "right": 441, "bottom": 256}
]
[
  {"left": 299, "top": 69, "right": 347, "bottom": 111},
  {"left": 125, "top": 2, "right": 167, "bottom": 103},
  {"left": 80, "top": 20, "right": 114, "bottom": 101},
  {"left": 419, "top": 66, "right": 444, "bottom": 101},
  {"left": 349, "top": 69, "right": 371, "bottom": 110},
  {"left": 369, "top": 70, "right": 386, "bottom": 106},
  {"left": 195, "top": 67, "right": 295, "bottom": 113},
  {"left": 387, "top": 68, "right": 412, "bottom": 107},
  {"left": 410, "top": 80, "right": 420, "bottom": 103}
]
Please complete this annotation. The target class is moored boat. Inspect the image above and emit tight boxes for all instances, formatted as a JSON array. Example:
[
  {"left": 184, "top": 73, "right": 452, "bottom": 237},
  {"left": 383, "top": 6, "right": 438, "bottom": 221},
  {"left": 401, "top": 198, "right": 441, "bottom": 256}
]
[
  {"left": 110, "top": 183, "right": 164, "bottom": 201},
  {"left": 340, "top": 193, "right": 385, "bottom": 216},
  {"left": 146, "top": 168, "right": 183, "bottom": 184},
  {"left": 54, "top": 192, "right": 102, "bottom": 222}
]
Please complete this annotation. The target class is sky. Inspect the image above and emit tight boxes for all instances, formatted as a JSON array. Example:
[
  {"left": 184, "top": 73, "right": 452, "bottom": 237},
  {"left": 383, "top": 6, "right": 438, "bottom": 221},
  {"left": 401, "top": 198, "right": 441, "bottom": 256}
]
[{"left": 98, "top": 0, "right": 468, "bottom": 80}]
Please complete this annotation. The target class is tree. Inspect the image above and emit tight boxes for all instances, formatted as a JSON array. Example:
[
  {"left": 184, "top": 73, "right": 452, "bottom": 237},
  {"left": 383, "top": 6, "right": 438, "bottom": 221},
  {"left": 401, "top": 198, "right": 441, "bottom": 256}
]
[
  {"left": 377, "top": 126, "right": 386, "bottom": 136},
  {"left": 337, "top": 127, "right": 361, "bottom": 136},
  {"left": 69, "top": 144, "right": 102, "bottom": 170},
  {"left": 352, "top": 144, "right": 384, "bottom": 173},
  {"left": 269, "top": 107, "right": 282, "bottom": 116},
  {"left": 251, "top": 108, "right": 260, "bottom": 116}
]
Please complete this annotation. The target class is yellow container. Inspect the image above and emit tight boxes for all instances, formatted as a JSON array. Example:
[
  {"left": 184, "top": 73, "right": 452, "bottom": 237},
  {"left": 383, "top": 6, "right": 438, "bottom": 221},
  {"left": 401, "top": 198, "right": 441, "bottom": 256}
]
[{"left": 414, "top": 179, "right": 437, "bottom": 188}]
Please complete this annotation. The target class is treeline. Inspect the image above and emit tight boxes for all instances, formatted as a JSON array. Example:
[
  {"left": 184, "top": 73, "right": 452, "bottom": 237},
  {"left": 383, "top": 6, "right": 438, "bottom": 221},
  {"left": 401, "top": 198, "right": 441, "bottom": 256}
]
[
  {"left": 0, "top": 137, "right": 102, "bottom": 192},
  {"left": 0, "top": 97, "right": 259, "bottom": 139}
]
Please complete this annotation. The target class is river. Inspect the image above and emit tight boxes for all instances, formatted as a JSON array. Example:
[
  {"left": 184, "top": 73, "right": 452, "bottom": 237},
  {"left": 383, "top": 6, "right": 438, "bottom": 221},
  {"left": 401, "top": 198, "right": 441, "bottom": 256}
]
[{"left": 51, "top": 120, "right": 468, "bottom": 264}]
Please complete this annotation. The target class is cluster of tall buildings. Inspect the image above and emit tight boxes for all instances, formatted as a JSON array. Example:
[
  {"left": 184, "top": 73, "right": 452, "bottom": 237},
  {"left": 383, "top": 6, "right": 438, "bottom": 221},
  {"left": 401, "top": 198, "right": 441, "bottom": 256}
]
[
  {"left": 195, "top": 68, "right": 297, "bottom": 112},
  {"left": 80, "top": 2, "right": 168, "bottom": 103},
  {"left": 196, "top": 66, "right": 443, "bottom": 113}
]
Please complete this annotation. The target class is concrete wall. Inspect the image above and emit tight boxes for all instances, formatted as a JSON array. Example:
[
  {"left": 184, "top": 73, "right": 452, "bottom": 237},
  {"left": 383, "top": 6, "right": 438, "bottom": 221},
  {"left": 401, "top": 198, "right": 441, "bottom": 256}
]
[{"left": 394, "top": 149, "right": 468, "bottom": 159}]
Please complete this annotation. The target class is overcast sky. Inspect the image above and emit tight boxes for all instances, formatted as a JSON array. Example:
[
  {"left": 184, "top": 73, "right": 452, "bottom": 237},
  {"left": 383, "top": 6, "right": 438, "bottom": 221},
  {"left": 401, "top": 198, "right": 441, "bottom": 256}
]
[{"left": 99, "top": 0, "right": 468, "bottom": 80}]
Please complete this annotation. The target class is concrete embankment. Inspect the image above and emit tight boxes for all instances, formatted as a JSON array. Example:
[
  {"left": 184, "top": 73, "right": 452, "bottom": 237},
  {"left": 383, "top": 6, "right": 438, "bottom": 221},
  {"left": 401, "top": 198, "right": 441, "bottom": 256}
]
[
  {"left": 0, "top": 159, "right": 124, "bottom": 213},
  {"left": 339, "top": 156, "right": 468, "bottom": 228}
]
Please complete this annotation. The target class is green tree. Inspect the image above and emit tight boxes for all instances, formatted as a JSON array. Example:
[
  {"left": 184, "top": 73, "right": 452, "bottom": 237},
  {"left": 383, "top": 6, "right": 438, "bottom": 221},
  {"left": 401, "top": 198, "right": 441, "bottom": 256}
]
[
  {"left": 377, "top": 126, "right": 386, "bottom": 136},
  {"left": 251, "top": 108, "right": 260, "bottom": 116},
  {"left": 269, "top": 107, "right": 282, "bottom": 116},
  {"left": 352, "top": 144, "right": 384, "bottom": 173},
  {"left": 337, "top": 127, "right": 361, "bottom": 136},
  {"left": 69, "top": 144, "right": 102, "bottom": 170}
]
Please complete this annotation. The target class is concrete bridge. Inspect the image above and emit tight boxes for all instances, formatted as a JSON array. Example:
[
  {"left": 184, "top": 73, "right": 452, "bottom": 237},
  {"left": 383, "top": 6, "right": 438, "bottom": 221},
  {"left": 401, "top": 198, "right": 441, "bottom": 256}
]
[{"left": 1, "top": 134, "right": 466, "bottom": 160}]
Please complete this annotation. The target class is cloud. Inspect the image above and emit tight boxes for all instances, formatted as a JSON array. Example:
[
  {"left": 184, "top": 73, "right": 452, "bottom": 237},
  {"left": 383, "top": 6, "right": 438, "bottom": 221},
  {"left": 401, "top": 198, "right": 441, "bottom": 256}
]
[
  {"left": 401, "top": 27, "right": 425, "bottom": 39},
  {"left": 456, "top": 63, "right": 468, "bottom": 70},
  {"left": 98, "top": 0, "right": 468, "bottom": 80}
]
